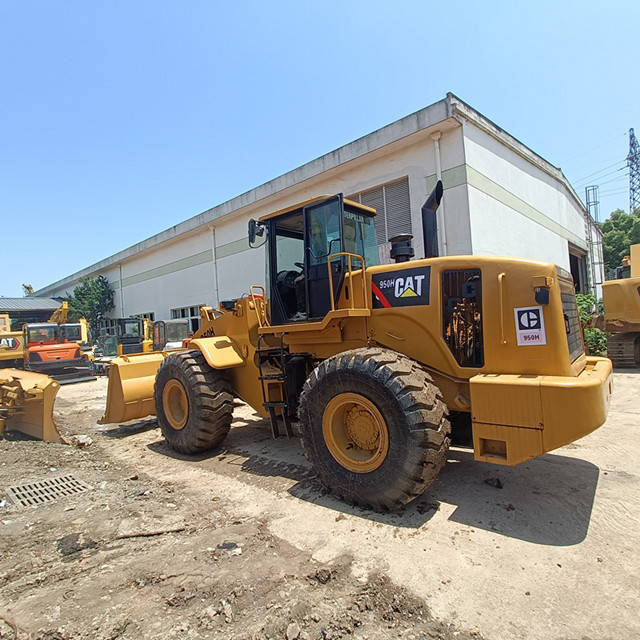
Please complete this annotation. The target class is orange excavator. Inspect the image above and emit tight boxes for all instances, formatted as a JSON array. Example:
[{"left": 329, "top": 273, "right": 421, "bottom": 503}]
[{"left": 22, "top": 323, "right": 89, "bottom": 380}]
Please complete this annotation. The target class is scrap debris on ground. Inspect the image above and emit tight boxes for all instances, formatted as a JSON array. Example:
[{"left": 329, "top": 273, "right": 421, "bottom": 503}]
[
  {"left": 2, "top": 374, "right": 640, "bottom": 640},
  {"left": 0, "top": 380, "right": 482, "bottom": 640}
]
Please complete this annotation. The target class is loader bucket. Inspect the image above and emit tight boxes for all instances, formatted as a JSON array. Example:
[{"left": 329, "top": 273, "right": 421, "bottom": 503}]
[
  {"left": 0, "top": 369, "right": 61, "bottom": 442},
  {"left": 98, "top": 352, "right": 167, "bottom": 425}
]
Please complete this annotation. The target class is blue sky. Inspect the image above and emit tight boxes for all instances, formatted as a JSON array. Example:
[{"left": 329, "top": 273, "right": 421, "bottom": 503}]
[{"left": 1, "top": 1, "right": 637, "bottom": 297}]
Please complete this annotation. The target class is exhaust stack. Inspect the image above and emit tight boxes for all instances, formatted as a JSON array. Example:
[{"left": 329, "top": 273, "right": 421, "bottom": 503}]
[{"left": 422, "top": 180, "right": 443, "bottom": 259}]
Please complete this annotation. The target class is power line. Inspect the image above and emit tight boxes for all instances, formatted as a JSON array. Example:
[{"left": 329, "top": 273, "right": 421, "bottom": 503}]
[
  {"left": 578, "top": 167, "right": 629, "bottom": 189},
  {"left": 558, "top": 132, "right": 627, "bottom": 165},
  {"left": 589, "top": 171, "right": 630, "bottom": 187},
  {"left": 573, "top": 161, "right": 627, "bottom": 186},
  {"left": 599, "top": 189, "right": 628, "bottom": 197},
  {"left": 564, "top": 154, "right": 625, "bottom": 173}
]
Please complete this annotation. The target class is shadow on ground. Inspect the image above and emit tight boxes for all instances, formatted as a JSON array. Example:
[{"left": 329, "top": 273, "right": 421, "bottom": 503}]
[{"left": 131, "top": 411, "right": 600, "bottom": 547}]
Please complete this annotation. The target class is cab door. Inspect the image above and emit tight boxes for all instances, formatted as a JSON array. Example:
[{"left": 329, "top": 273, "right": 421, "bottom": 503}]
[
  {"left": 303, "top": 195, "right": 345, "bottom": 320},
  {"left": 152, "top": 321, "right": 166, "bottom": 351}
]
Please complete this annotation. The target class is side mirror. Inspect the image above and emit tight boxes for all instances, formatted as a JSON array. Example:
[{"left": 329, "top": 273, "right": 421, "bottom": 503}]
[{"left": 248, "top": 219, "right": 266, "bottom": 248}]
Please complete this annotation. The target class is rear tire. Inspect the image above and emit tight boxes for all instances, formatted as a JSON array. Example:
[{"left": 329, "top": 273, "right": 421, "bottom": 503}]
[
  {"left": 154, "top": 350, "right": 233, "bottom": 454},
  {"left": 298, "top": 347, "right": 450, "bottom": 512}
]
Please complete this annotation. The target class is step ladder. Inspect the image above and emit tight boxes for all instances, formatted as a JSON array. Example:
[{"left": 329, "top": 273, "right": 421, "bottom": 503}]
[{"left": 256, "top": 333, "right": 294, "bottom": 438}]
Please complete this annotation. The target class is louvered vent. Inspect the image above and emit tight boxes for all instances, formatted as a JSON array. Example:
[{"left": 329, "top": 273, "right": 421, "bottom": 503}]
[{"left": 348, "top": 178, "right": 412, "bottom": 260}]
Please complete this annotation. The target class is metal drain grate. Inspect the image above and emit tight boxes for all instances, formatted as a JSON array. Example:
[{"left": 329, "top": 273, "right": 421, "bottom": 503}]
[{"left": 5, "top": 475, "right": 91, "bottom": 508}]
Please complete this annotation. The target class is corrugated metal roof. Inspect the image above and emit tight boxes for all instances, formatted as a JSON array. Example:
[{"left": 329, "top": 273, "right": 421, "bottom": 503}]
[{"left": 0, "top": 298, "right": 62, "bottom": 312}]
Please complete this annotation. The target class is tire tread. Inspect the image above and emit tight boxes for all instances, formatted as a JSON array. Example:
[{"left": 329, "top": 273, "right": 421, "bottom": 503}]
[
  {"left": 155, "top": 350, "right": 233, "bottom": 454},
  {"left": 298, "top": 347, "right": 450, "bottom": 512}
]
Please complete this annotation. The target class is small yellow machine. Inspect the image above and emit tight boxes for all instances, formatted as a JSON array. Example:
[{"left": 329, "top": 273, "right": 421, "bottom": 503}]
[
  {"left": 100, "top": 183, "right": 612, "bottom": 511},
  {"left": 0, "top": 330, "right": 24, "bottom": 367},
  {"left": 1, "top": 313, "right": 25, "bottom": 368},
  {"left": 602, "top": 244, "right": 640, "bottom": 368},
  {"left": 116, "top": 317, "right": 153, "bottom": 356},
  {"left": 0, "top": 369, "right": 61, "bottom": 442},
  {"left": 90, "top": 318, "right": 154, "bottom": 375}
]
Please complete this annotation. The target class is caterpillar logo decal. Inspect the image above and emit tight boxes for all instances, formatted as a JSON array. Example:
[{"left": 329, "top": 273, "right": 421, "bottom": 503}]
[
  {"left": 0, "top": 336, "right": 21, "bottom": 351},
  {"left": 372, "top": 266, "right": 431, "bottom": 309}
]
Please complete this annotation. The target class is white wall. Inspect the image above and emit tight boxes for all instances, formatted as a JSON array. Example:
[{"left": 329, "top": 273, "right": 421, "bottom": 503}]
[
  {"left": 467, "top": 186, "right": 571, "bottom": 266},
  {"left": 39, "top": 98, "right": 594, "bottom": 319},
  {"left": 462, "top": 122, "right": 587, "bottom": 270},
  {"left": 206, "top": 126, "right": 463, "bottom": 304}
]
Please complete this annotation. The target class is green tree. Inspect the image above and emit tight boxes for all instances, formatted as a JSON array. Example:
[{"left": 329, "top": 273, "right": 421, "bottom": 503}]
[
  {"left": 600, "top": 208, "right": 640, "bottom": 272},
  {"left": 576, "top": 293, "right": 608, "bottom": 357},
  {"left": 66, "top": 275, "right": 115, "bottom": 336}
]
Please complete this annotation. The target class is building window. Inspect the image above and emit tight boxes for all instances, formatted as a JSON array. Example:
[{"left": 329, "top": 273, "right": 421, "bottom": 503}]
[
  {"left": 348, "top": 177, "right": 411, "bottom": 263},
  {"left": 171, "top": 306, "right": 202, "bottom": 332},
  {"left": 133, "top": 312, "right": 155, "bottom": 321}
]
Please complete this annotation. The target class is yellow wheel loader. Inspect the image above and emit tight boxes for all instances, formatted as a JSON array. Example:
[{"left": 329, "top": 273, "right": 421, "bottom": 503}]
[
  {"left": 99, "top": 183, "right": 612, "bottom": 511},
  {"left": 601, "top": 244, "right": 640, "bottom": 368}
]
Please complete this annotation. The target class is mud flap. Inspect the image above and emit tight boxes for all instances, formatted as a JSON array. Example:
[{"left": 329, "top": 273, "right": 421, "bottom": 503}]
[{"left": 0, "top": 369, "right": 61, "bottom": 442}]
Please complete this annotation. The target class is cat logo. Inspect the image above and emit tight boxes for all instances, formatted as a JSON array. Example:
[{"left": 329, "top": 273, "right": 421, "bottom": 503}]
[
  {"left": 395, "top": 275, "right": 426, "bottom": 298},
  {"left": 0, "top": 336, "right": 21, "bottom": 351},
  {"left": 514, "top": 306, "right": 547, "bottom": 346},
  {"left": 372, "top": 266, "right": 431, "bottom": 309}
]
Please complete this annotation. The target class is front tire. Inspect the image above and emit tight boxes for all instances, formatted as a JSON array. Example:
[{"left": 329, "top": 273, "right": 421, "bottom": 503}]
[
  {"left": 154, "top": 351, "right": 233, "bottom": 454},
  {"left": 298, "top": 348, "right": 450, "bottom": 512}
]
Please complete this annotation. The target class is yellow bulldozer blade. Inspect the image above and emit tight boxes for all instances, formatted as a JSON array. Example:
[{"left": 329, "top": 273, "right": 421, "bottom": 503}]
[
  {"left": 98, "top": 352, "right": 166, "bottom": 425},
  {"left": 0, "top": 369, "right": 62, "bottom": 442}
]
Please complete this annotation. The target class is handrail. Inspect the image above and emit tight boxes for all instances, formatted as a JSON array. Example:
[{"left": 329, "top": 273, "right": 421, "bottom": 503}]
[
  {"left": 249, "top": 285, "right": 269, "bottom": 328},
  {"left": 327, "top": 252, "right": 366, "bottom": 312},
  {"left": 498, "top": 272, "right": 507, "bottom": 345}
]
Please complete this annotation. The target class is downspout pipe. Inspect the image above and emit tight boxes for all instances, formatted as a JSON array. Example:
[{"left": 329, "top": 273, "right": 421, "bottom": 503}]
[
  {"left": 210, "top": 226, "right": 220, "bottom": 308},
  {"left": 118, "top": 264, "right": 125, "bottom": 316},
  {"left": 431, "top": 131, "right": 448, "bottom": 256}
]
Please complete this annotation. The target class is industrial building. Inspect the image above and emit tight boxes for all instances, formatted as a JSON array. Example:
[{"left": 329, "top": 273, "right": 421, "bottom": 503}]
[{"left": 34, "top": 93, "right": 605, "bottom": 332}]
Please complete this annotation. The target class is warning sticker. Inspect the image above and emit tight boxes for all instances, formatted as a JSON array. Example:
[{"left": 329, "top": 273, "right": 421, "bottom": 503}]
[
  {"left": 372, "top": 266, "right": 430, "bottom": 309},
  {"left": 514, "top": 306, "right": 546, "bottom": 346}
]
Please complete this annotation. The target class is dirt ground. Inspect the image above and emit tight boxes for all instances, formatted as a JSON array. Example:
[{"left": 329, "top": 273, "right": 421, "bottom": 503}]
[{"left": 1, "top": 370, "right": 638, "bottom": 640}]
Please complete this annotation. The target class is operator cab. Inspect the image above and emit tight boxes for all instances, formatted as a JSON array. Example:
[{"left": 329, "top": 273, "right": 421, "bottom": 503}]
[
  {"left": 152, "top": 319, "right": 190, "bottom": 351},
  {"left": 251, "top": 195, "right": 379, "bottom": 325},
  {"left": 24, "top": 323, "right": 58, "bottom": 345},
  {"left": 117, "top": 317, "right": 145, "bottom": 354}
]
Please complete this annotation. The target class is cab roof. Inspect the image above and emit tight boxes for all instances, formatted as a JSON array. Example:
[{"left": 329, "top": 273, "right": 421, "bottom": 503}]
[{"left": 258, "top": 195, "right": 377, "bottom": 222}]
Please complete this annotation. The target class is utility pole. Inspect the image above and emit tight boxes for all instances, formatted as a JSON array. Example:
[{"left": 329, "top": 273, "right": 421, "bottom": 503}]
[
  {"left": 628, "top": 128, "right": 640, "bottom": 214},
  {"left": 585, "top": 185, "right": 604, "bottom": 291}
]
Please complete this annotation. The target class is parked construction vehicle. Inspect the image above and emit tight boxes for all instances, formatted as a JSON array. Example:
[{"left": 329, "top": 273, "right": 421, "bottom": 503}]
[
  {"left": 1, "top": 322, "right": 90, "bottom": 380},
  {"left": 91, "top": 319, "right": 184, "bottom": 375},
  {"left": 0, "top": 368, "right": 61, "bottom": 442},
  {"left": 1, "top": 303, "right": 92, "bottom": 377},
  {"left": 602, "top": 243, "right": 640, "bottom": 368},
  {"left": 100, "top": 184, "right": 612, "bottom": 511},
  {"left": 1, "top": 313, "right": 26, "bottom": 369},
  {"left": 22, "top": 323, "right": 91, "bottom": 381},
  {"left": 152, "top": 319, "right": 190, "bottom": 351},
  {"left": 116, "top": 317, "right": 153, "bottom": 356},
  {"left": 0, "top": 329, "right": 24, "bottom": 369}
]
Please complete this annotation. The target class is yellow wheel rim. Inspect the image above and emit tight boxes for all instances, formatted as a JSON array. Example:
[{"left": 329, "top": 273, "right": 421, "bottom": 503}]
[
  {"left": 163, "top": 379, "right": 189, "bottom": 430},
  {"left": 322, "top": 393, "right": 389, "bottom": 473}
]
